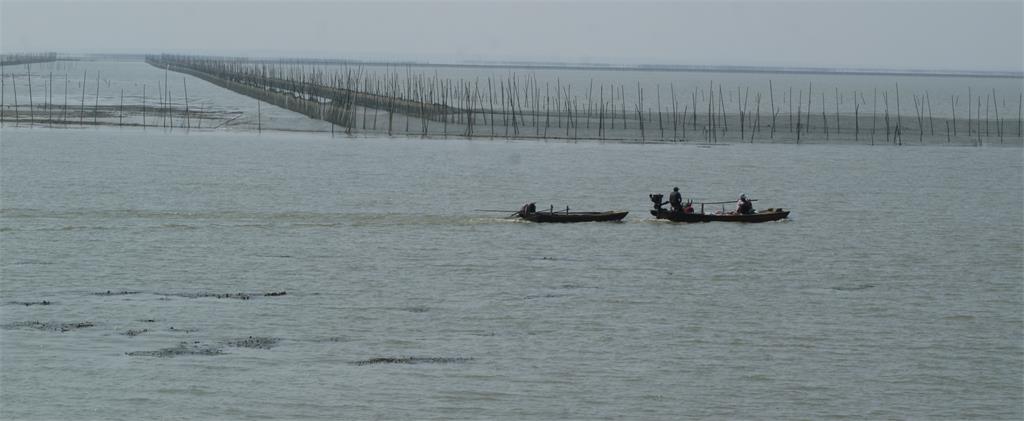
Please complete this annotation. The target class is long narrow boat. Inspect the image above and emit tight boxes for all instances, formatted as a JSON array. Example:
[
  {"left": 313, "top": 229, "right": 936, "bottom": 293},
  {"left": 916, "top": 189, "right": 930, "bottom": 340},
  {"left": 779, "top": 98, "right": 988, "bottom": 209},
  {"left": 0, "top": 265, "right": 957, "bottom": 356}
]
[
  {"left": 650, "top": 208, "right": 789, "bottom": 223},
  {"left": 516, "top": 209, "right": 627, "bottom": 223},
  {"left": 514, "top": 203, "right": 628, "bottom": 223}
]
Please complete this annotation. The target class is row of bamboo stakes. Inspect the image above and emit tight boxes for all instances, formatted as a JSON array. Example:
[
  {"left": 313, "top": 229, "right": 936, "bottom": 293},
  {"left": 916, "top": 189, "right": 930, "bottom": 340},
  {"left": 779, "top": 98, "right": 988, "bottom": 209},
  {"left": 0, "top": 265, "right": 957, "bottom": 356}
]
[
  {"left": 2, "top": 55, "right": 1022, "bottom": 145},
  {"left": 0, "top": 61, "right": 209, "bottom": 130},
  {"left": 0, "top": 52, "right": 58, "bottom": 67}
]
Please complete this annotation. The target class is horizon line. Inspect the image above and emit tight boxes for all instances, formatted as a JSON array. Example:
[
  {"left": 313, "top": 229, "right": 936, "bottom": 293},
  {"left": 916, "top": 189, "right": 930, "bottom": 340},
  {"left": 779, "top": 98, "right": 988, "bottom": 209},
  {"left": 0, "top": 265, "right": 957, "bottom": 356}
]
[{"left": 16, "top": 52, "right": 1023, "bottom": 79}]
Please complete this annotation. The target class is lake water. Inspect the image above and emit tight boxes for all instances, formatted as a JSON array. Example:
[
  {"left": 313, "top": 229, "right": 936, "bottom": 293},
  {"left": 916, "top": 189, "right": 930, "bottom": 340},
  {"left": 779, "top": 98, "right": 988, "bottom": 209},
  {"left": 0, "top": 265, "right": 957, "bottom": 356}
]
[{"left": 1, "top": 127, "right": 1022, "bottom": 419}]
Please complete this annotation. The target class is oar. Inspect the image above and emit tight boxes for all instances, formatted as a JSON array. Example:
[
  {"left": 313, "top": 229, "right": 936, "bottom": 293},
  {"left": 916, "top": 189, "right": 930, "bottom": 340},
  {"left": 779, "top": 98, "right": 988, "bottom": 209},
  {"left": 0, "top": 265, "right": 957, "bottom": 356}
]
[{"left": 473, "top": 209, "right": 518, "bottom": 212}]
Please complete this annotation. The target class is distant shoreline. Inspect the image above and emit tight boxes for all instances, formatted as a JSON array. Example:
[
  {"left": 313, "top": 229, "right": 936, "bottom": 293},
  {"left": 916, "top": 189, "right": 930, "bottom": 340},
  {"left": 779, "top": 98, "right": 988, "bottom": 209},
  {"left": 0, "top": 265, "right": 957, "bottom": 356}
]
[{"left": 72, "top": 54, "right": 1024, "bottom": 79}]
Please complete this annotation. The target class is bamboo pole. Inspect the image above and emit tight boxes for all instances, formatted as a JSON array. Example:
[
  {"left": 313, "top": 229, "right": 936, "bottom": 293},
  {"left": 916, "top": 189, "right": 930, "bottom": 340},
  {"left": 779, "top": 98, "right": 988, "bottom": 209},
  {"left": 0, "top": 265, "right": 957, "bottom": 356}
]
[
  {"left": 739, "top": 86, "right": 745, "bottom": 141},
  {"left": 926, "top": 91, "right": 934, "bottom": 135},
  {"left": 718, "top": 84, "right": 727, "bottom": 131},
  {"left": 894, "top": 83, "right": 901, "bottom": 145},
  {"left": 183, "top": 77, "right": 189, "bottom": 129},
  {"left": 821, "top": 92, "right": 828, "bottom": 141},
  {"left": 0, "top": 67, "right": 5, "bottom": 125},
  {"left": 670, "top": 83, "right": 677, "bottom": 140},
  {"left": 968, "top": 87, "right": 972, "bottom": 137},
  {"left": 657, "top": 85, "right": 664, "bottom": 140},
  {"left": 621, "top": 85, "right": 626, "bottom": 130},
  {"left": 691, "top": 89, "right": 697, "bottom": 130},
  {"left": 993, "top": 88, "right": 1000, "bottom": 143},
  {"left": 977, "top": 96, "right": 982, "bottom": 145},
  {"left": 80, "top": 70, "right": 86, "bottom": 126},
  {"left": 796, "top": 100, "right": 801, "bottom": 144},
  {"left": 10, "top": 73, "right": 16, "bottom": 127},
  {"left": 835, "top": 87, "right": 840, "bottom": 135},
  {"left": 871, "top": 89, "right": 877, "bottom": 145},
  {"left": 884, "top": 91, "right": 890, "bottom": 144},
  {"left": 769, "top": 80, "right": 775, "bottom": 139},
  {"left": 587, "top": 79, "right": 593, "bottom": 130},
  {"left": 951, "top": 95, "right": 957, "bottom": 137},
  {"left": 983, "top": 92, "right": 991, "bottom": 137},
  {"left": 48, "top": 71, "right": 53, "bottom": 125},
  {"left": 94, "top": 71, "right": 100, "bottom": 126},
  {"left": 854, "top": 90, "right": 860, "bottom": 141},
  {"left": 806, "top": 82, "right": 812, "bottom": 134},
  {"left": 1, "top": 67, "right": 4, "bottom": 125},
  {"left": 27, "top": 64, "right": 33, "bottom": 125},
  {"left": 165, "top": 66, "right": 169, "bottom": 129},
  {"left": 609, "top": 84, "right": 615, "bottom": 130},
  {"left": 918, "top": 95, "right": 925, "bottom": 142},
  {"left": 708, "top": 81, "right": 716, "bottom": 144},
  {"left": 752, "top": 92, "right": 760, "bottom": 142},
  {"left": 63, "top": 72, "right": 68, "bottom": 124}
]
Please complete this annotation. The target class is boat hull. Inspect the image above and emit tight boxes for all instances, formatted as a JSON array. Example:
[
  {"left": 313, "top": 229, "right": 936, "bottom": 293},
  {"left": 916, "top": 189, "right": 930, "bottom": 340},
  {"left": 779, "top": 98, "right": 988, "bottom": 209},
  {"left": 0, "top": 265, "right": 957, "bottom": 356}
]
[
  {"left": 522, "top": 211, "right": 629, "bottom": 223},
  {"left": 651, "top": 209, "right": 789, "bottom": 223}
]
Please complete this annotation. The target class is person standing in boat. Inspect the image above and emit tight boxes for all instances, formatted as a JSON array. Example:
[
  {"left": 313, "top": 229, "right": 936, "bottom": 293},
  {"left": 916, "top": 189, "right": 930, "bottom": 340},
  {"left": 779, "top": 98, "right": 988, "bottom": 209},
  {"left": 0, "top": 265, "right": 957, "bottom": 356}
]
[
  {"left": 669, "top": 187, "right": 684, "bottom": 212},
  {"left": 735, "top": 194, "right": 754, "bottom": 215}
]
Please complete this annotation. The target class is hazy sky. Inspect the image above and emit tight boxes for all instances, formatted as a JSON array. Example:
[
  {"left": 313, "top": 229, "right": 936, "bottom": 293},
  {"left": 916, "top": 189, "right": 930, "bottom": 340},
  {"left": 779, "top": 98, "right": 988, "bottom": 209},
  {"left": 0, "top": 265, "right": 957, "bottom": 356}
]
[{"left": 2, "top": 0, "right": 1021, "bottom": 71}]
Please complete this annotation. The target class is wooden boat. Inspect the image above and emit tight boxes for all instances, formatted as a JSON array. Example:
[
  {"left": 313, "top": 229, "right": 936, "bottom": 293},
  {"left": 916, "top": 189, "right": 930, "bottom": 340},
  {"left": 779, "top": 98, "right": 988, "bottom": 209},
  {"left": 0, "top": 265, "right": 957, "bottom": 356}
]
[
  {"left": 520, "top": 209, "right": 629, "bottom": 223},
  {"left": 513, "top": 203, "right": 628, "bottom": 223},
  {"left": 647, "top": 194, "right": 788, "bottom": 223},
  {"left": 650, "top": 208, "right": 789, "bottom": 223}
]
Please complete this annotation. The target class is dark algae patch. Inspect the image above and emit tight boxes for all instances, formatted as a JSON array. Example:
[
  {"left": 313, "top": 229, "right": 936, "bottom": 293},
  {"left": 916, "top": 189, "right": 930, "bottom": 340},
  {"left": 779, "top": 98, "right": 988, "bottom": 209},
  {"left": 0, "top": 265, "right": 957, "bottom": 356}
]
[
  {"left": 127, "top": 341, "right": 224, "bottom": 357},
  {"left": 94, "top": 290, "right": 141, "bottom": 296},
  {"left": 157, "top": 291, "right": 288, "bottom": 300},
  {"left": 2, "top": 321, "right": 95, "bottom": 332},
  {"left": 225, "top": 336, "right": 280, "bottom": 349},
  {"left": 352, "top": 357, "right": 474, "bottom": 366},
  {"left": 8, "top": 300, "right": 53, "bottom": 306}
]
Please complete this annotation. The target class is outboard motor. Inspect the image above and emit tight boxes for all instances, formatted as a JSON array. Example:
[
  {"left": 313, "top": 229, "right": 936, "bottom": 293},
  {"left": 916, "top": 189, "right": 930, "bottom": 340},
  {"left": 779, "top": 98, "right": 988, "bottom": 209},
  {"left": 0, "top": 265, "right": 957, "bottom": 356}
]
[
  {"left": 518, "top": 202, "right": 536, "bottom": 217},
  {"left": 649, "top": 194, "right": 665, "bottom": 211}
]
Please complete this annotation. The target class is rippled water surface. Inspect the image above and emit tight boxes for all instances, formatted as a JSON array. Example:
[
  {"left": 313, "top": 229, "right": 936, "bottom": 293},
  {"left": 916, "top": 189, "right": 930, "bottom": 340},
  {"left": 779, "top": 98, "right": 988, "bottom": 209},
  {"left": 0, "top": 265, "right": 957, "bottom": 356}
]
[{"left": 1, "top": 127, "right": 1021, "bottom": 419}]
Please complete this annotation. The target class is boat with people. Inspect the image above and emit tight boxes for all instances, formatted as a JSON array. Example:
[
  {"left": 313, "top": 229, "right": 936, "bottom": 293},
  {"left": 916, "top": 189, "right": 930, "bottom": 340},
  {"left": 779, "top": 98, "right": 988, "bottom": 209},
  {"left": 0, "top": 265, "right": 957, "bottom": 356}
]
[
  {"left": 515, "top": 202, "right": 629, "bottom": 223},
  {"left": 648, "top": 193, "right": 789, "bottom": 223}
]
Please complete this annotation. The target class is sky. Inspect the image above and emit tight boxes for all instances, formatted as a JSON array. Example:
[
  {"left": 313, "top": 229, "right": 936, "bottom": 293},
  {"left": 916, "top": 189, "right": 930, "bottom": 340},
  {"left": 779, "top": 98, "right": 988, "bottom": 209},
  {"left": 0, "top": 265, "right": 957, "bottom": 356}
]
[{"left": 1, "top": 0, "right": 1022, "bottom": 72}]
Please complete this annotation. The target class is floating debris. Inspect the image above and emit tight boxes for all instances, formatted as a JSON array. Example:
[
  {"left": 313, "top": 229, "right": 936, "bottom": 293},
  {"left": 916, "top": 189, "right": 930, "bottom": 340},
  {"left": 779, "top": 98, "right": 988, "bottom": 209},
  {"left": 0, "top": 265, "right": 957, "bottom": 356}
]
[
  {"left": 8, "top": 300, "right": 53, "bottom": 306},
  {"left": 127, "top": 341, "right": 223, "bottom": 358},
  {"left": 832, "top": 284, "right": 875, "bottom": 291},
  {"left": 310, "top": 336, "right": 349, "bottom": 343},
  {"left": 225, "top": 336, "right": 280, "bottom": 349},
  {"left": 137, "top": 319, "right": 157, "bottom": 323},
  {"left": 2, "top": 321, "right": 94, "bottom": 332},
  {"left": 524, "top": 293, "right": 571, "bottom": 300},
  {"left": 95, "top": 290, "right": 141, "bottom": 296},
  {"left": 351, "top": 357, "right": 473, "bottom": 366},
  {"left": 156, "top": 291, "right": 290, "bottom": 300},
  {"left": 122, "top": 329, "right": 149, "bottom": 337},
  {"left": 400, "top": 306, "right": 430, "bottom": 313}
]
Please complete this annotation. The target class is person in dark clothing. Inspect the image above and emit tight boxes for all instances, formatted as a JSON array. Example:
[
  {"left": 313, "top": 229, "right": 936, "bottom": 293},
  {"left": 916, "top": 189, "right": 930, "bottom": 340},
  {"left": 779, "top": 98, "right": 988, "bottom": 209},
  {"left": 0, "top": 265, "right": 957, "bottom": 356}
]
[
  {"left": 669, "top": 187, "right": 683, "bottom": 212},
  {"left": 735, "top": 194, "right": 754, "bottom": 215},
  {"left": 518, "top": 202, "right": 536, "bottom": 217}
]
